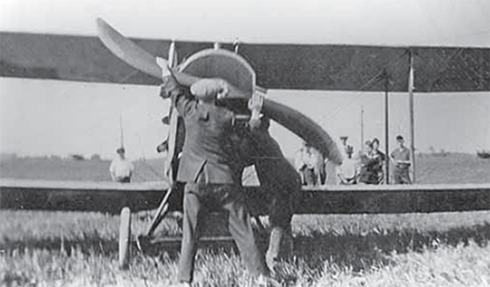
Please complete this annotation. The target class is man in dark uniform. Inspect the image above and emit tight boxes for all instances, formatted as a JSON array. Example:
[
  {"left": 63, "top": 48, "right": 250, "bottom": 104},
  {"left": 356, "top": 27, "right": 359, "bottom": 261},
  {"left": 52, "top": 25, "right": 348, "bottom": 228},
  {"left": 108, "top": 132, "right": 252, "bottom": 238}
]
[
  {"left": 159, "top": 70, "right": 268, "bottom": 286},
  {"left": 371, "top": 138, "right": 386, "bottom": 184},
  {"left": 231, "top": 93, "right": 301, "bottom": 273},
  {"left": 358, "top": 141, "right": 379, "bottom": 184}
]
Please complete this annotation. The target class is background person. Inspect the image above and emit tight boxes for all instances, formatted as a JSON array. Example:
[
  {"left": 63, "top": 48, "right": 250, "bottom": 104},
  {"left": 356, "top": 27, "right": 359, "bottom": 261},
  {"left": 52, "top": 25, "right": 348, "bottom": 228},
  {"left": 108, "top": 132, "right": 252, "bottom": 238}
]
[
  {"left": 294, "top": 142, "right": 325, "bottom": 186},
  {"left": 358, "top": 141, "right": 378, "bottom": 184},
  {"left": 337, "top": 146, "right": 359, "bottom": 184},
  {"left": 391, "top": 135, "right": 412, "bottom": 184},
  {"left": 340, "top": 136, "right": 354, "bottom": 156},
  {"left": 371, "top": 138, "right": 385, "bottom": 184},
  {"left": 109, "top": 147, "right": 134, "bottom": 183}
]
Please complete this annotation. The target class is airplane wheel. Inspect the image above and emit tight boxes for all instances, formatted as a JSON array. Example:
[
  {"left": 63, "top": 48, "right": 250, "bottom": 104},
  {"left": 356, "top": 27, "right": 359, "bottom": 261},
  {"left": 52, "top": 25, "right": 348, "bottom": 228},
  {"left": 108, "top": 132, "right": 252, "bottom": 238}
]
[{"left": 119, "top": 207, "right": 131, "bottom": 270}]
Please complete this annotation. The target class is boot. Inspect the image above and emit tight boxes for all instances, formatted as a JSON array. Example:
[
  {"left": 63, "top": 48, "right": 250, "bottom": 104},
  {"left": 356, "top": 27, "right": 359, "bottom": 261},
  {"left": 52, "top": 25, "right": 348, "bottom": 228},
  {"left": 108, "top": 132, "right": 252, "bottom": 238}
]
[
  {"left": 281, "top": 226, "right": 293, "bottom": 260},
  {"left": 265, "top": 227, "right": 284, "bottom": 272}
]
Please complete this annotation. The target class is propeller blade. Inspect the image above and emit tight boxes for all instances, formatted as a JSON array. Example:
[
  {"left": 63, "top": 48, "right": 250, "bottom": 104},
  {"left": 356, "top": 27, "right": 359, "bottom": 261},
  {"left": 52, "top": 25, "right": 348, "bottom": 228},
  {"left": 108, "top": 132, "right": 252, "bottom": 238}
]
[{"left": 96, "top": 18, "right": 162, "bottom": 78}]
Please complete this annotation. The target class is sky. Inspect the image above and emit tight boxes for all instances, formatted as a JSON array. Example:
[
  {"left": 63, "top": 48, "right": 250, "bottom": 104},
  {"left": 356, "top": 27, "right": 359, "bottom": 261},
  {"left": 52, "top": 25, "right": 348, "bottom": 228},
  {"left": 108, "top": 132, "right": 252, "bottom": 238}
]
[
  {"left": 1, "top": 0, "right": 489, "bottom": 46},
  {"left": 0, "top": 0, "right": 489, "bottom": 159}
]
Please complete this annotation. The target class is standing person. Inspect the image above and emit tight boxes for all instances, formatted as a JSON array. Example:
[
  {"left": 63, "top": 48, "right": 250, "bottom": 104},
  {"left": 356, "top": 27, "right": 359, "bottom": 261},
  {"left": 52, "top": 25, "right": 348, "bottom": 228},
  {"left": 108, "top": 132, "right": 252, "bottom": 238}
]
[
  {"left": 371, "top": 138, "right": 385, "bottom": 184},
  {"left": 390, "top": 135, "right": 412, "bottom": 184},
  {"left": 109, "top": 147, "right": 134, "bottom": 183},
  {"left": 340, "top": 136, "right": 353, "bottom": 156},
  {"left": 294, "top": 142, "right": 324, "bottom": 186},
  {"left": 337, "top": 146, "right": 359, "bottom": 184},
  {"left": 232, "top": 92, "right": 301, "bottom": 273},
  {"left": 158, "top": 70, "right": 269, "bottom": 286},
  {"left": 358, "top": 141, "right": 378, "bottom": 184}
]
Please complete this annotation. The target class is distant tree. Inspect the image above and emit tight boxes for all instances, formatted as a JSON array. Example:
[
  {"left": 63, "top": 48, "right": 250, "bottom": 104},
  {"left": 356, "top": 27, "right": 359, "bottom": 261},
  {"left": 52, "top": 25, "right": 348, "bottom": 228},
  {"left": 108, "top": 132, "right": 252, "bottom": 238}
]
[
  {"left": 0, "top": 153, "right": 17, "bottom": 160},
  {"left": 70, "top": 154, "right": 85, "bottom": 161},
  {"left": 50, "top": 155, "right": 62, "bottom": 161},
  {"left": 90, "top": 154, "right": 101, "bottom": 161},
  {"left": 429, "top": 146, "right": 435, "bottom": 154}
]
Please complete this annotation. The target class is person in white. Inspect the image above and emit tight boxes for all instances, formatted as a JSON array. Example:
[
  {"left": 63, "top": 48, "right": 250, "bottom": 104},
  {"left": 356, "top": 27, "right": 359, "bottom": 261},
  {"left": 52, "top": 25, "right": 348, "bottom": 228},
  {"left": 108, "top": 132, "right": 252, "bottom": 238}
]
[
  {"left": 109, "top": 147, "right": 134, "bottom": 183},
  {"left": 337, "top": 147, "right": 359, "bottom": 184}
]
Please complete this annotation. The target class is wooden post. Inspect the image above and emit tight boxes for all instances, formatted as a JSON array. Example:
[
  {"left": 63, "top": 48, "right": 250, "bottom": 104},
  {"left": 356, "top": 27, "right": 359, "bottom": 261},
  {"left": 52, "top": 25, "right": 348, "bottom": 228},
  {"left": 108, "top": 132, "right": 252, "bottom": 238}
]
[
  {"left": 119, "top": 114, "right": 124, "bottom": 148},
  {"left": 233, "top": 38, "right": 240, "bottom": 53},
  {"left": 408, "top": 50, "right": 416, "bottom": 183},
  {"left": 383, "top": 69, "right": 390, "bottom": 184},
  {"left": 361, "top": 106, "right": 364, "bottom": 153}
]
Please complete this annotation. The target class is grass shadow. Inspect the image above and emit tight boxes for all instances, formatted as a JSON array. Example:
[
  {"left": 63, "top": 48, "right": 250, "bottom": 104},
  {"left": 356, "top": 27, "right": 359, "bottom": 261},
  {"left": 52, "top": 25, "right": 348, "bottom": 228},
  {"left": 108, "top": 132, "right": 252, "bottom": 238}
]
[
  {"left": 1, "top": 213, "right": 488, "bottom": 275},
  {"left": 0, "top": 229, "right": 118, "bottom": 257},
  {"left": 292, "top": 222, "right": 490, "bottom": 271}
]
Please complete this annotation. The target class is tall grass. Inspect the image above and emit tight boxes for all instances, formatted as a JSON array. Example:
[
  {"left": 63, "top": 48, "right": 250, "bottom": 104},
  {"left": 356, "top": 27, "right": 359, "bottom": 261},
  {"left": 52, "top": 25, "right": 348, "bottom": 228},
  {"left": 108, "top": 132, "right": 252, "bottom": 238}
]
[{"left": 1, "top": 210, "right": 489, "bottom": 286}]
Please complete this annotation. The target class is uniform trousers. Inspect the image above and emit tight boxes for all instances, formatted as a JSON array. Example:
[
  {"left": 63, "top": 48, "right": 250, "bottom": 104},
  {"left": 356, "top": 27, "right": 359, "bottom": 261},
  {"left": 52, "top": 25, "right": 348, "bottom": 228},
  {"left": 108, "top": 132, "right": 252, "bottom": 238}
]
[
  {"left": 177, "top": 181, "right": 267, "bottom": 282},
  {"left": 394, "top": 166, "right": 411, "bottom": 184}
]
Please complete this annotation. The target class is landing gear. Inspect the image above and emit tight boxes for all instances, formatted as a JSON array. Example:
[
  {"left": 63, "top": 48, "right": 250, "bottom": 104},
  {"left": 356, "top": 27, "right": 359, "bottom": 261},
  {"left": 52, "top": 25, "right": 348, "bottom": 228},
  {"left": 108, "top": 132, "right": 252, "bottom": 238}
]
[
  {"left": 118, "top": 187, "right": 175, "bottom": 269},
  {"left": 118, "top": 207, "right": 131, "bottom": 270}
]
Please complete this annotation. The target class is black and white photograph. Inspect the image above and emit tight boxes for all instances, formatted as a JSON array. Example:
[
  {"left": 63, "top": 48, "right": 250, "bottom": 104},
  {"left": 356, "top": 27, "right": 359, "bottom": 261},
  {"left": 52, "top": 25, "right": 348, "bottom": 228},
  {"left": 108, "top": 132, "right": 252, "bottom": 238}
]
[{"left": 0, "top": 0, "right": 489, "bottom": 286}]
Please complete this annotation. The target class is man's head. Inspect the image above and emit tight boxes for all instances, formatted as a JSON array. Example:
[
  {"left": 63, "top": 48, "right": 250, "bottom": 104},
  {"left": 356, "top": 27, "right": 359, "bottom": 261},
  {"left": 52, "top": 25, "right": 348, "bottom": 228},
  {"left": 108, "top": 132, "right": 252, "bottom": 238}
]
[
  {"left": 372, "top": 138, "right": 380, "bottom": 150},
  {"left": 346, "top": 146, "right": 354, "bottom": 159},
  {"left": 303, "top": 141, "right": 312, "bottom": 152},
  {"left": 396, "top": 135, "right": 404, "bottom": 148},
  {"left": 116, "top": 147, "right": 125, "bottom": 158},
  {"left": 365, "top": 140, "right": 373, "bottom": 153}
]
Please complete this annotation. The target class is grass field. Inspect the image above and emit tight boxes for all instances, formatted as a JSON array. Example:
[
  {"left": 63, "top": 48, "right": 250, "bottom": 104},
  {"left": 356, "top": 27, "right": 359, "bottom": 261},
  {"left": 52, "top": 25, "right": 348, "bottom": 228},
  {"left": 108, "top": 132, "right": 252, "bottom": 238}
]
[
  {"left": 1, "top": 152, "right": 489, "bottom": 184},
  {"left": 1, "top": 210, "right": 489, "bottom": 286},
  {"left": 0, "top": 153, "right": 489, "bottom": 286}
]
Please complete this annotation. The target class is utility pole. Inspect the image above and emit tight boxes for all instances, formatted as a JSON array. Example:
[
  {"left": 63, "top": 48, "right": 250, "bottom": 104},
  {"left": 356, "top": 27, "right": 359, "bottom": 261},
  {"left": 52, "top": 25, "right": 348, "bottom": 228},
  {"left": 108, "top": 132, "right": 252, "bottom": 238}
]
[
  {"left": 119, "top": 114, "right": 124, "bottom": 148},
  {"left": 361, "top": 106, "right": 364, "bottom": 153},
  {"left": 383, "top": 69, "right": 390, "bottom": 184},
  {"left": 408, "top": 49, "right": 416, "bottom": 183}
]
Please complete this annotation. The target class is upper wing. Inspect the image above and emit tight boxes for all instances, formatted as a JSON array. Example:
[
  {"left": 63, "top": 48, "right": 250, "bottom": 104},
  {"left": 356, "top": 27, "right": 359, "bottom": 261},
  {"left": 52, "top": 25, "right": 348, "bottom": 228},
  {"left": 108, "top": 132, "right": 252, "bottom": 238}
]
[{"left": 1, "top": 30, "right": 488, "bottom": 92}]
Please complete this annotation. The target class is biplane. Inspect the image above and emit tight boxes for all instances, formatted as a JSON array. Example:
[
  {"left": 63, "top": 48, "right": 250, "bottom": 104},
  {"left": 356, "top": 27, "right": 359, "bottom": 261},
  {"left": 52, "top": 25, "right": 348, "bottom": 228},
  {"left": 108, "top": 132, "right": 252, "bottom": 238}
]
[{"left": 1, "top": 18, "right": 489, "bottom": 269}]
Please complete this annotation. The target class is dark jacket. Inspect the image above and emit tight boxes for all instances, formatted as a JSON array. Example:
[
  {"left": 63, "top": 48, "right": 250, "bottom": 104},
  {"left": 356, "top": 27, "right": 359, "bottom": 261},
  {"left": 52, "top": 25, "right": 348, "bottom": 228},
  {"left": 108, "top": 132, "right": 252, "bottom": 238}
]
[
  {"left": 358, "top": 154, "right": 378, "bottom": 184},
  {"left": 230, "top": 116, "right": 301, "bottom": 191},
  {"left": 163, "top": 81, "right": 236, "bottom": 184}
]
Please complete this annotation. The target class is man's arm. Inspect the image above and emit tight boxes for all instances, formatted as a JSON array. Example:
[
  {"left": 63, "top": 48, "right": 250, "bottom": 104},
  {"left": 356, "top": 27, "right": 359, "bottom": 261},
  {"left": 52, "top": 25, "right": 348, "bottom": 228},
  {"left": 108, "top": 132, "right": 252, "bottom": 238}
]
[
  {"left": 157, "top": 58, "right": 196, "bottom": 117},
  {"left": 109, "top": 161, "right": 116, "bottom": 180},
  {"left": 294, "top": 151, "right": 306, "bottom": 171},
  {"left": 159, "top": 74, "right": 196, "bottom": 117},
  {"left": 129, "top": 161, "right": 135, "bottom": 177},
  {"left": 389, "top": 151, "right": 399, "bottom": 164},
  {"left": 391, "top": 150, "right": 411, "bottom": 165},
  {"left": 190, "top": 78, "right": 229, "bottom": 100}
]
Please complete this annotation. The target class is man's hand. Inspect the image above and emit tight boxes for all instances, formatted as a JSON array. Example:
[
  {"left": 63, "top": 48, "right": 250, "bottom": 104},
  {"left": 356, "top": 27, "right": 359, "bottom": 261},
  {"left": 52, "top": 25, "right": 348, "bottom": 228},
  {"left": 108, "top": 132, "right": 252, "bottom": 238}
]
[
  {"left": 156, "top": 57, "right": 171, "bottom": 78},
  {"left": 159, "top": 77, "right": 180, "bottom": 99},
  {"left": 156, "top": 57, "right": 179, "bottom": 99},
  {"left": 190, "top": 78, "right": 229, "bottom": 100},
  {"left": 248, "top": 92, "right": 264, "bottom": 114},
  {"left": 248, "top": 92, "right": 264, "bottom": 130}
]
